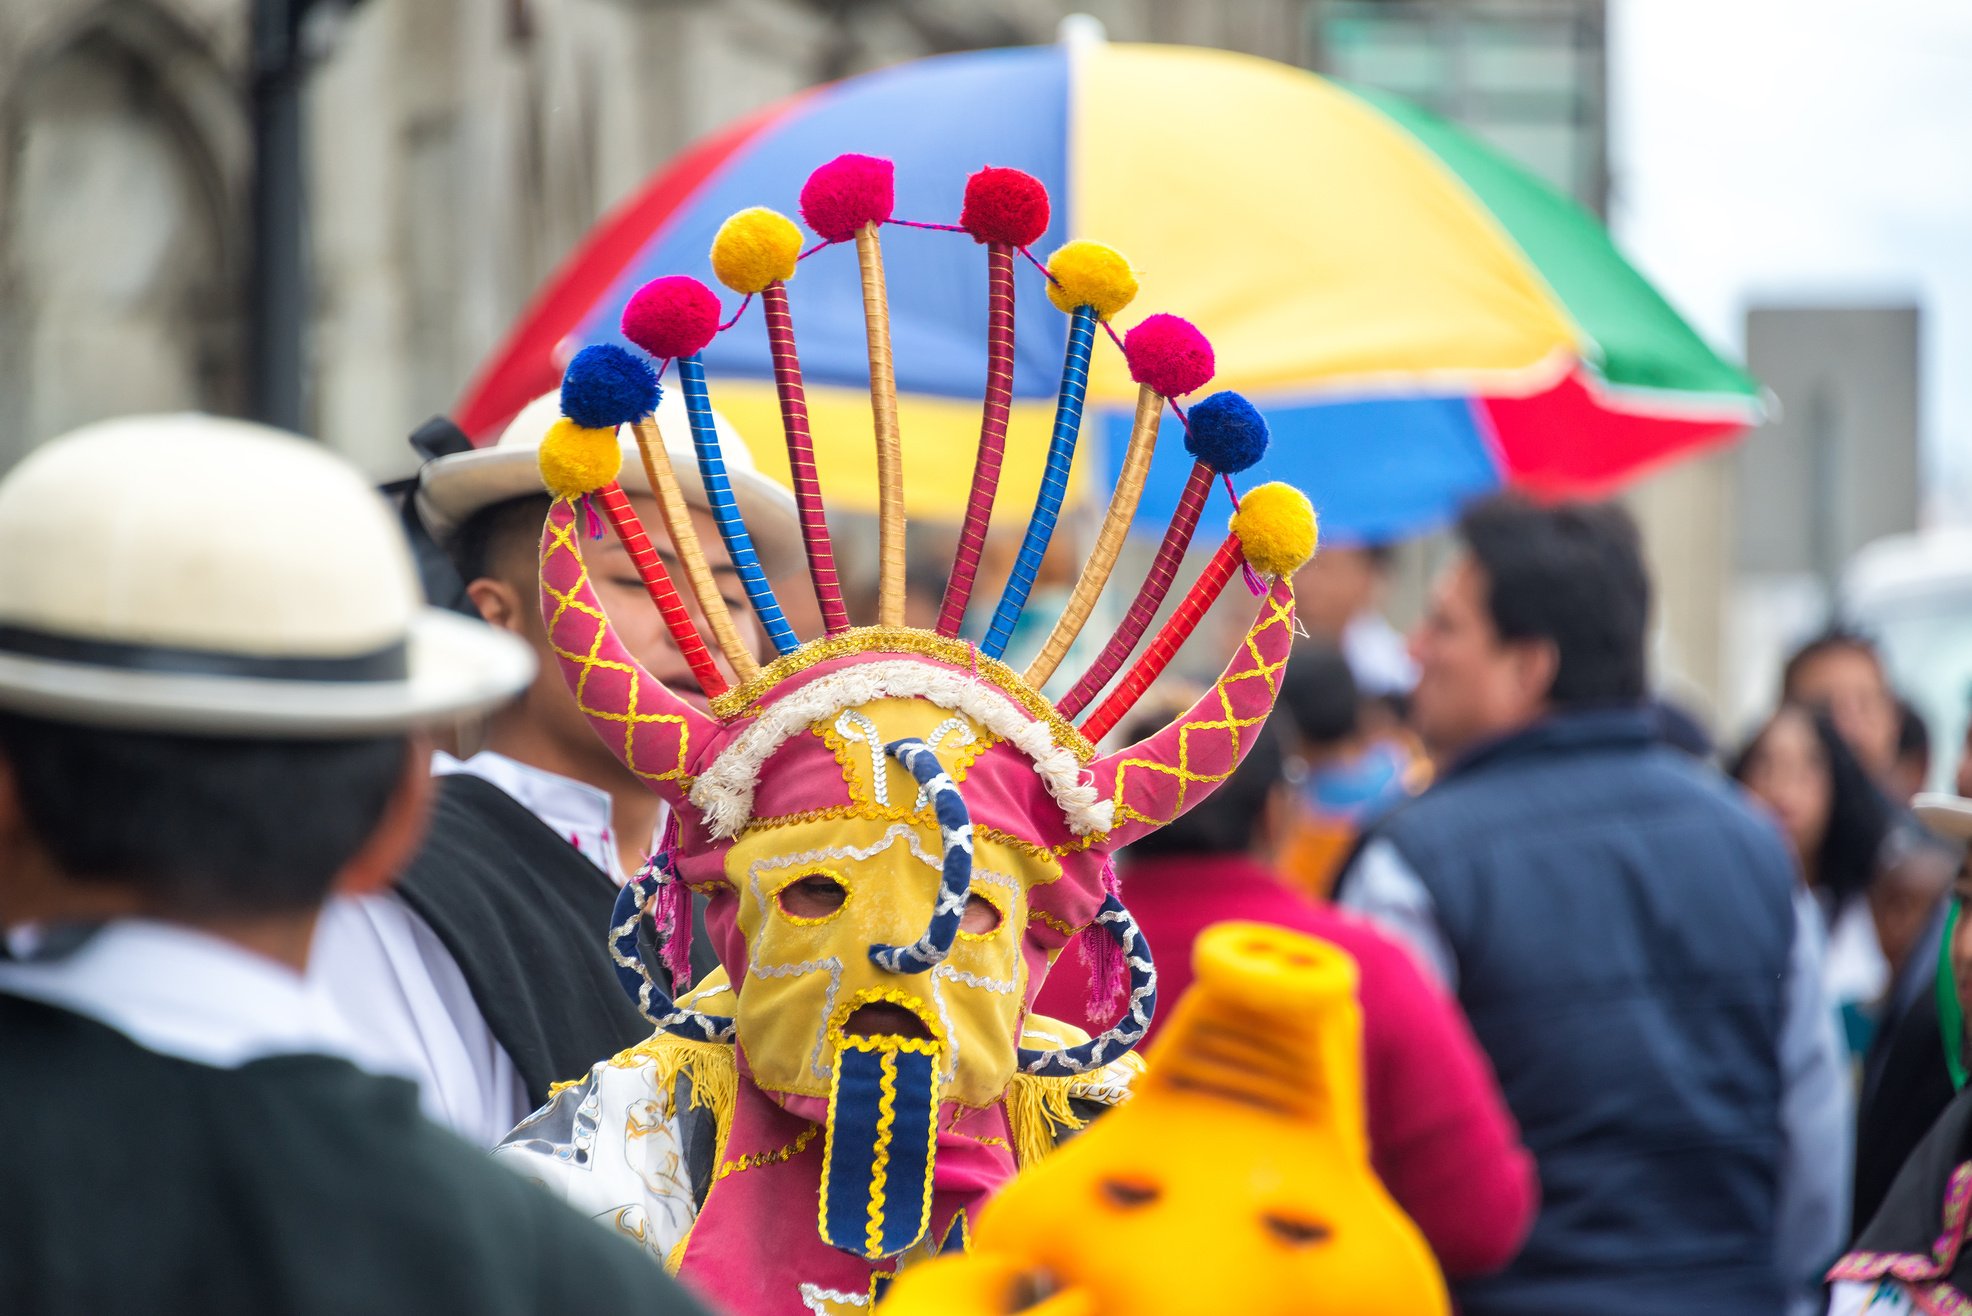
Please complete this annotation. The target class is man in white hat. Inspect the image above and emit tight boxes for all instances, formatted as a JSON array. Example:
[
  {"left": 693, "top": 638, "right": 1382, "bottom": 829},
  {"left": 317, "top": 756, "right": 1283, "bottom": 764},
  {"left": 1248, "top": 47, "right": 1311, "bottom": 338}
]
[
  {"left": 314, "top": 390, "right": 799, "bottom": 1145},
  {"left": 0, "top": 414, "right": 704, "bottom": 1312}
]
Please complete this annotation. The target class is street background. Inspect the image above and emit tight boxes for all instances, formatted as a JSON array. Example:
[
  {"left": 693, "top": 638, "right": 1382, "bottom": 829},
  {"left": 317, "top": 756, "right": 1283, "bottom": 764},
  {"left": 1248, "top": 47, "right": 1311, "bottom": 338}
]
[{"left": 3, "top": 0, "right": 1966, "bottom": 758}]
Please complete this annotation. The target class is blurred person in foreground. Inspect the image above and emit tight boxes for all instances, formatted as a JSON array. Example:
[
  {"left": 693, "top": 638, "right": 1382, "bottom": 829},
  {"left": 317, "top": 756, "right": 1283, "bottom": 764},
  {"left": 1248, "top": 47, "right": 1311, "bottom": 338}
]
[
  {"left": 1336, "top": 493, "right": 1849, "bottom": 1316},
  {"left": 1276, "top": 643, "right": 1428, "bottom": 899},
  {"left": 313, "top": 390, "right": 797, "bottom": 1145},
  {"left": 1734, "top": 705, "right": 1899, "bottom": 1058},
  {"left": 1036, "top": 704, "right": 1536, "bottom": 1280},
  {"left": 0, "top": 416, "right": 700, "bottom": 1314},
  {"left": 1829, "top": 792, "right": 1972, "bottom": 1313}
]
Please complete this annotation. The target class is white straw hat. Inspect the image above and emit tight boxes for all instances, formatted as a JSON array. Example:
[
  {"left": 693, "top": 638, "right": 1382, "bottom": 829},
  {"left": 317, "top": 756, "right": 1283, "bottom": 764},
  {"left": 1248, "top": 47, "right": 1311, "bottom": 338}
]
[
  {"left": 1915, "top": 793, "right": 1972, "bottom": 844},
  {"left": 0, "top": 415, "right": 535, "bottom": 736},
  {"left": 415, "top": 388, "right": 800, "bottom": 567}
]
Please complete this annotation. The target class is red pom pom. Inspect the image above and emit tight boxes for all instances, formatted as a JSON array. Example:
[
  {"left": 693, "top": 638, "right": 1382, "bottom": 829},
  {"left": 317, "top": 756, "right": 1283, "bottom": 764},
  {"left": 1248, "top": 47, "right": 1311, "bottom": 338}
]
[
  {"left": 959, "top": 166, "right": 1050, "bottom": 247},
  {"left": 621, "top": 276, "right": 722, "bottom": 359},
  {"left": 1124, "top": 314, "right": 1216, "bottom": 398},
  {"left": 799, "top": 154, "right": 895, "bottom": 242}
]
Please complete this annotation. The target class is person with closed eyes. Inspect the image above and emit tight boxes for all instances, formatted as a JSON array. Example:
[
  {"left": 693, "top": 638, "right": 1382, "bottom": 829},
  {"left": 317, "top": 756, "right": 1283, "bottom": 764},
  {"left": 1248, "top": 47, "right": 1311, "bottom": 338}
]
[{"left": 313, "top": 389, "right": 800, "bottom": 1146}]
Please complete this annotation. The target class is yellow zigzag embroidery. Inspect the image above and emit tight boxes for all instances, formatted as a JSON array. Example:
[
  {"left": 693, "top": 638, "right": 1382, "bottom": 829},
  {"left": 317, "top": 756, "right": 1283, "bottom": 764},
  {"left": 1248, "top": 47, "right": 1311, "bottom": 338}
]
[
  {"left": 1107, "top": 591, "right": 1294, "bottom": 830},
  {"left": 542, "top": 511, "right": 696, "bottom": 789}
]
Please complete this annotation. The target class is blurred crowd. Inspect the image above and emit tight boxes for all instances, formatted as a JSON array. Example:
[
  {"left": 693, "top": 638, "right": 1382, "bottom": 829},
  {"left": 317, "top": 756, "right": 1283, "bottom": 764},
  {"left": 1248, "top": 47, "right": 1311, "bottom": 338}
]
[{"left": 1089, "top": 495, "right": 1972, "bottom": 1315}]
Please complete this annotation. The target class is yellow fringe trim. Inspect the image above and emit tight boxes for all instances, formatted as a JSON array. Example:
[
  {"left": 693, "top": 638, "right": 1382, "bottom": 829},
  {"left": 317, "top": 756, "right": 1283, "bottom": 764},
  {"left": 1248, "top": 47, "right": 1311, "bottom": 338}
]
[
  {"left": 665, "top": 1221, "right": 695, "bottom": 1276},
  {"left": 1002, "top": 1071, "right": 1088, "bottom": 1171},
  {"left": 611, "top": 1032, "right": 740, "bottom": 1172}
]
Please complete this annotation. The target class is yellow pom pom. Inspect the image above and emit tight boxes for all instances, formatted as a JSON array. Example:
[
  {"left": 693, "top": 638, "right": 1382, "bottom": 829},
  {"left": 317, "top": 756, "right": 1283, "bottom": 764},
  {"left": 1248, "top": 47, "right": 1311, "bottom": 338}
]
[
  {"left": 710, "top": 208, "right": 803, "bottom": 295},
  {"left": 1045, "top": 240, "right": 1138, "bottom": 319},
  {"left": 1229, "top": 482, "right": 1318, "bottom": 579},
  {"left": 537, "top": 419, "right": 622, "bottom": 498}
]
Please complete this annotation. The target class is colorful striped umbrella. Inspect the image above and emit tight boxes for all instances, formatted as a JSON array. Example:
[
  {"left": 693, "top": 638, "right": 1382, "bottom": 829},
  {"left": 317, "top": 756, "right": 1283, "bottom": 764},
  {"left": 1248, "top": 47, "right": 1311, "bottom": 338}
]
[{"left": 456, "top": 40, "right": 1762, "bottom": 544}]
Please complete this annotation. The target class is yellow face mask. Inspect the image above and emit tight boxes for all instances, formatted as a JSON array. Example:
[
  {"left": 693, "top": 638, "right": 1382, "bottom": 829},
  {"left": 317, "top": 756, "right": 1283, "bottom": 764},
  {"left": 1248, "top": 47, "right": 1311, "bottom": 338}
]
[
  {"left": 723, "top": 697, "right": 1065, "bottom": 1115},
  {"left": 876, "top": 923, "right": 1451, "bottom": 1316}
]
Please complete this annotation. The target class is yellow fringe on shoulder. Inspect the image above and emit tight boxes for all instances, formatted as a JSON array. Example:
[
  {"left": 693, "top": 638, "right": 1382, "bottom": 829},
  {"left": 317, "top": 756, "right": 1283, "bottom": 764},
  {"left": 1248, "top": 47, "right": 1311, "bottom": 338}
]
[
  {"left": 665, "top": 1221, "right": 696, "bottom": 1276},
  {"left": 632, "top": 1033, "right": 739, "bottom": 1169},
  {"left": 1002, "top": 1071, "right": 1089, "bottom": 1171}
]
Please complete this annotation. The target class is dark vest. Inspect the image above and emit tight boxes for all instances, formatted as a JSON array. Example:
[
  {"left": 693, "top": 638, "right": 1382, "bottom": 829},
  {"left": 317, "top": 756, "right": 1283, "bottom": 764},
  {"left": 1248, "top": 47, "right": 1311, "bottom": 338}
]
[
  {"left": 1362, "top": 709, "right": 1795, "bottom": 1315},
  {"left": 394, "top": 773, "right": 653, "bottom": 1105},
  {"left": 0, "top": 993, "right": 693, "bottom": 1315}
]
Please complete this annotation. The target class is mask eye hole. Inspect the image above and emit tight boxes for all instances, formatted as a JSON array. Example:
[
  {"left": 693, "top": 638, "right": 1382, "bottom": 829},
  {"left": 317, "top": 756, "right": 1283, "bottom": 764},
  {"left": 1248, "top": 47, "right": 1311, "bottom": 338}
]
[
  {"left": 1098, "top": 1177, "right": 1160, "bottom": 1210},
  {"left": 959, "top": 892, "right": 1002, "bottom": 936},
  {"left": 777, "top": 872, "right": 848, "bottom": 921},
  {"left": 1262, "top": 1214, "right": 1331, "bottom": 1248}
]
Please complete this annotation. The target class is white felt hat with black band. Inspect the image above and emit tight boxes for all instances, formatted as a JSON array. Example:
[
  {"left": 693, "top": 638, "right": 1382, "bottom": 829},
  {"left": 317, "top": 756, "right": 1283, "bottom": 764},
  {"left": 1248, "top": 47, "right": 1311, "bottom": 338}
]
[
  {"left": 414, "top": 388, "right": 800, "bottom": 567},
  {"left": 0, "top": 415, "right": 535, "bottom": 736}
]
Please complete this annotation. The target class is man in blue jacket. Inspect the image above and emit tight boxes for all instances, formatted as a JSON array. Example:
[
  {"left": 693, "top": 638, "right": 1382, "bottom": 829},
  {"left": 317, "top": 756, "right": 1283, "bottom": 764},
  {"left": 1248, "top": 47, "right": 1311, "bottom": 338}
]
[{"left": 1338, "top": 494, "right": 1848, "bottom": 1316}]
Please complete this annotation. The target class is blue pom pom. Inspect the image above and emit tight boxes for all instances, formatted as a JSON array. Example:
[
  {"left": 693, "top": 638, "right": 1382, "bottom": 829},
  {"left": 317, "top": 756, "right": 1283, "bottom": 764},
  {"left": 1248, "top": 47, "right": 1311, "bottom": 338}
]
[
  {"left": 560, "top": 345, "right": 660, "bottom": 429},
  {"left": 1184, "top": 391, "right": 1268, "bottom": 473}
]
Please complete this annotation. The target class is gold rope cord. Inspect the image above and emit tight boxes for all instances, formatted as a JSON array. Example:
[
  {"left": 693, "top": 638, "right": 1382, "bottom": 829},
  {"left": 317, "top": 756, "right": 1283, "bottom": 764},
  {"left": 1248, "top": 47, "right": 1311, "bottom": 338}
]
[
  {"left": 632, "top": 416, "right": 762, "bottom": 683},
  {"left": 1024, "top": 385, "right": 1164, "bottom": 689},
  {"left": 857, "top": 222, "right": 907, "bottom": 628}
]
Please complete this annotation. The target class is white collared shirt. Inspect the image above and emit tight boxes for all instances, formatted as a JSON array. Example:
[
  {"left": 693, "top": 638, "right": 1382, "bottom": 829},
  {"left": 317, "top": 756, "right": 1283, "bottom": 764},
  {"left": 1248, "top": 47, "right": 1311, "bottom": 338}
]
[
  {"left": 313, "top": 751, "right": 659, "bottom": 1147},
  {"left": 0, "top": 919, "right": 383, "bottom": 1071},
  {"left": 432, "top": 750, "right": 628, "bottom": 884}
]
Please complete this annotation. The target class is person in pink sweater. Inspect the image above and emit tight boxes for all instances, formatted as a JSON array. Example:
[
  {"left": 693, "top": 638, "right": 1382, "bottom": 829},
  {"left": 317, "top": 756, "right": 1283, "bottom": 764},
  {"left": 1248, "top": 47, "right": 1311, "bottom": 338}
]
[{"left": 1036, "top": 706, "right": 1537, "bottom": 1280}]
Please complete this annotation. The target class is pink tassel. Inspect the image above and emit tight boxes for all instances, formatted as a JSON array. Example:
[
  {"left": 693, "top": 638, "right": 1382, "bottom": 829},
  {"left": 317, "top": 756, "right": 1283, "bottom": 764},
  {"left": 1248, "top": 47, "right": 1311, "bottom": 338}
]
[
  {"left": 1082, "top": 860, "right": 1129, "bottom": 1024},
  {"left": 1241, "top": 561, "right": 1268, "bottom": 597},
  {"left": 652, "top": 816, "right": 693, "bottom": 988},
  {"left": 653, "top": 871, "right": 692, "bottom": 990},
  {"left": 580, "top": 492, "right": 605, "bottom": 540}
]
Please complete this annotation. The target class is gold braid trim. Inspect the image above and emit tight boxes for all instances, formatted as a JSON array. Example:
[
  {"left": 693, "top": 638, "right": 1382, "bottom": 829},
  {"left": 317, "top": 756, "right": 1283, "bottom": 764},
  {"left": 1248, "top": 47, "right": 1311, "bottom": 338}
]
[
  {"left": 714, "top": 1123, "right": 820, "bottom": 1182},
  {"left": 709, "top": 626, "right": 1093, "bottom": 760},
  {"left": 858, "top": 223, "right": 908, "bottom": 629},
  {"left": 1027, "top": 908, "right": 1080, "bottom": 938}
]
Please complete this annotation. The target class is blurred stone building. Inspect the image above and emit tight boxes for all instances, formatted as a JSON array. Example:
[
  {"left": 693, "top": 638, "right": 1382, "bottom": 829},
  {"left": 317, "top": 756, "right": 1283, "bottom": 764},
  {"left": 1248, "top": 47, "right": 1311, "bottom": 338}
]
[
  {"left": 1, "top": 0, "right": 252, "bottom": 454},
  {"left": 0, "top": 0, "right": 1308, "bottom": 475}
]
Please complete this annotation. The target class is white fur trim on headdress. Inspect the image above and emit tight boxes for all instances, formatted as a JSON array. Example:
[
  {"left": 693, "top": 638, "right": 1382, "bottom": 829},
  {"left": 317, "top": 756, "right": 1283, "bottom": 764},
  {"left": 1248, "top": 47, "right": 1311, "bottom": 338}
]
[{"left": 689, "top": 659, "right": 1113, "bottom": 840}]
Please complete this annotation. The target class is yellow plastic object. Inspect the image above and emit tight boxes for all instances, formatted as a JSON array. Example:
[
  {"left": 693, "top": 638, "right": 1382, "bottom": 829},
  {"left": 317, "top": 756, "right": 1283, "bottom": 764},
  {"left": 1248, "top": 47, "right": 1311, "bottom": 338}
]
[{"left": 878, "top": 922, "right": 1449, "bottom": 1316}]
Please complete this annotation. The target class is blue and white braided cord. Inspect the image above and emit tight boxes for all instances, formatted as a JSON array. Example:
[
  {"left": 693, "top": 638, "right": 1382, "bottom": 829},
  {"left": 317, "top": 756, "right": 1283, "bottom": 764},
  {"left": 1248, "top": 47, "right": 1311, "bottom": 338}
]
[
  {"left": 677, "top": 353, "right": 798, "bottom": 656},
  {"left": 868, "top": 737, "right": 974, "bottom": 975},
  {"left": 982, "top": 305, "right": 1096, "bottom": 660},
  {"left": 1017, "top": 893, "right": 1157, "bottom": 1076},
  {"left": 605, "top": 856, "right": 735, "bottom": 1044}
]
